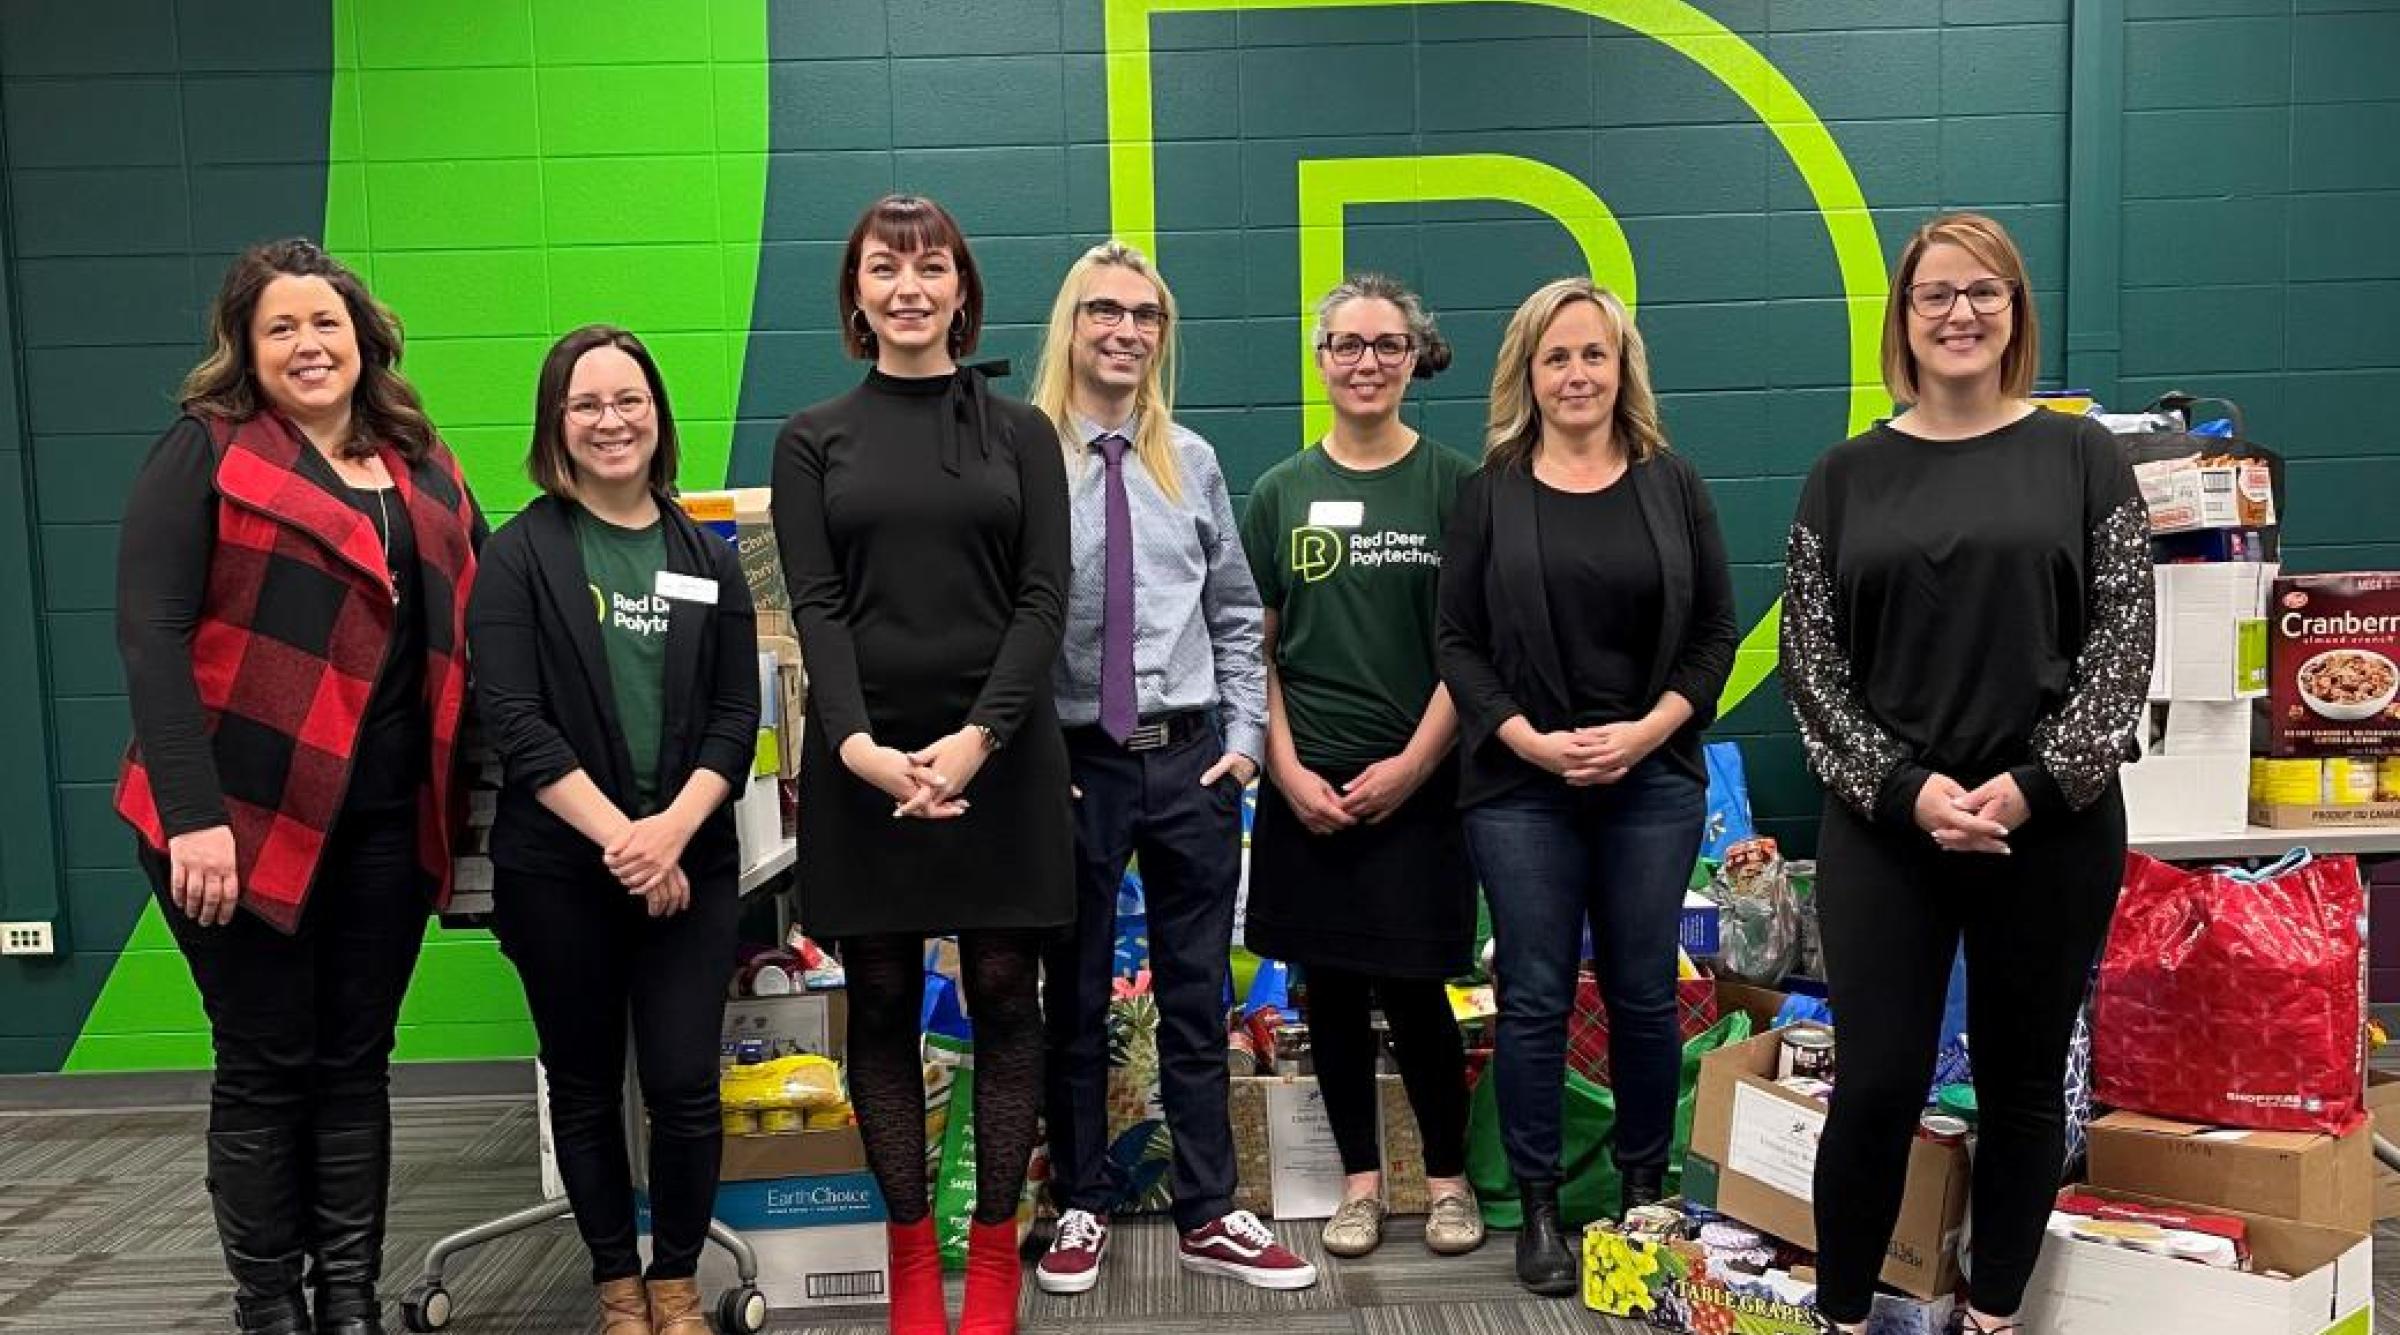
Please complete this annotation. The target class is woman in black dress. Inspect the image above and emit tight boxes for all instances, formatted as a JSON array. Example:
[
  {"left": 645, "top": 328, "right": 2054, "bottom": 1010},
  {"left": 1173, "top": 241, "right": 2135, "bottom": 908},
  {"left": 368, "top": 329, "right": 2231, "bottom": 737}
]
[{"left": 770, "top": 195, "right": 1071, "bottom": 1335}]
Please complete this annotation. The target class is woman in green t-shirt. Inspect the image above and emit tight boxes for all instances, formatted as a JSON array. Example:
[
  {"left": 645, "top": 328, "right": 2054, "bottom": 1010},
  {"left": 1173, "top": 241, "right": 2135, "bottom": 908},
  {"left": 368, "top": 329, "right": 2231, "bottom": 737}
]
[
  {"left": 1239, "top": 275, "right": 1482, "bottom": 1262},
  {"left": 468, "top": 326, "right": 762, "bottom": 1335}
]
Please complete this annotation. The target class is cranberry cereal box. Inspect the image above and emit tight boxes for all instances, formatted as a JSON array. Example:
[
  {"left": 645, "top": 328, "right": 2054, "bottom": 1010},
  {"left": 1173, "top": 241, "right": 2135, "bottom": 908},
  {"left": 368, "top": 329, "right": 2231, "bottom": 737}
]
[{"left": 2270, "top": 572, "right": 2400, "bottom": 757}]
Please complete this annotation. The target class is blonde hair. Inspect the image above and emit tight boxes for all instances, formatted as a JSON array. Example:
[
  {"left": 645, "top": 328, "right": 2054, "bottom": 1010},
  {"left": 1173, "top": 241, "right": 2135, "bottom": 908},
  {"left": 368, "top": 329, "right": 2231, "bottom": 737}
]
[
  {"left": 1030, "top": 242, "right": 1184, "bottom": 504},
  {"left": 1881, "top": 211, "right": 2040, "bottom": 405},
  {"left": 1485, "top": 278, "right": 1667, "bottom": 470}
]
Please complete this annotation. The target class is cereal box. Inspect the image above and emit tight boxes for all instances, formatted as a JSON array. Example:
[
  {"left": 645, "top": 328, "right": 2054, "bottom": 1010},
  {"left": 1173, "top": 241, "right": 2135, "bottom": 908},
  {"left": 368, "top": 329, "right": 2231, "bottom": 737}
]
[{"left": 2269, "top": 573, "right": 2400, "bottom": 757}]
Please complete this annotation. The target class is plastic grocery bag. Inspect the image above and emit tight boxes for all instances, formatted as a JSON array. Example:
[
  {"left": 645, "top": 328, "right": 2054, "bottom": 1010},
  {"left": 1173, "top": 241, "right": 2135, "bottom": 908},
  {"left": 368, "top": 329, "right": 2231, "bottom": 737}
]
[
  {"left": 1700, "top": 742, "right": 1757, "bottom": 863},
  {"left": 1467, "top": 1009, "right": 1753, "bottom": 1229},
  {"left": 1705, "top": 838, "right": 1799, "bottom": 985},
  {"left": 932, "top": 1060, "right": 978, "bottom": 1269},
  {"left": 2095, "top": 850, "right": 2366, "bottom": 1134}
]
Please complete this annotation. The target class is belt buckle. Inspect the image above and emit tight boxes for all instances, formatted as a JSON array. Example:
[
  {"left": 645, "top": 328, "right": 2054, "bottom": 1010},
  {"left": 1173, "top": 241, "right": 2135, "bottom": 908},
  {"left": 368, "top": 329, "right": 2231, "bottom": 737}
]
[{"left": 1123, "top": 720, "right": 1171, "bottom": 752}]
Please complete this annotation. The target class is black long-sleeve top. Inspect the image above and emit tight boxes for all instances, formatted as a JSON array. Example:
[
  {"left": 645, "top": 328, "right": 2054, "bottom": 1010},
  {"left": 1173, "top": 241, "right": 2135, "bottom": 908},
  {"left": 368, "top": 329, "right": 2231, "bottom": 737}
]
[
  {"left": 117, "top": 418, "right": 427, "bottom": 833},
  {"left": 1779, "top": 408, "right": 2155, "bottom": 831},
  {"left": 1437, "top": 449, "right": 1738, "bottom": 807}
]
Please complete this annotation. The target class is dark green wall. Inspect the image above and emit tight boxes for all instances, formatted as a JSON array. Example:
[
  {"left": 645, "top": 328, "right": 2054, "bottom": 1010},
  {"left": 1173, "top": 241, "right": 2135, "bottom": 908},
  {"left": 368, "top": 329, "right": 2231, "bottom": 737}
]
[{"left": 1, "top": 0, "right": 2394, "bottom": 1074}]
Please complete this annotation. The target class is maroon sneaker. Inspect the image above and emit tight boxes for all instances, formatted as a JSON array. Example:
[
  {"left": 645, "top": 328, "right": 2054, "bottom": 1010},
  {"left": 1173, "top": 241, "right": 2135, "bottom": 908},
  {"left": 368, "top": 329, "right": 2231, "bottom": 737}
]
[
  {"left": 1177, "top": 1210, "right": 1319, "bottom": 1290},
  {"left": 1034, "top": 1209, "right": 1109, "bottom": 1295}
]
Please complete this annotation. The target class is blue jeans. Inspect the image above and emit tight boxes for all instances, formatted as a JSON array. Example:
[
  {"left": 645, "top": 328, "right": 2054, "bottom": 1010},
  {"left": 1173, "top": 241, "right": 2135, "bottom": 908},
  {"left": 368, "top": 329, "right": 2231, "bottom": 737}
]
[{"left": 1463, "top": 759, "right": 1704, "bottom": 1184}]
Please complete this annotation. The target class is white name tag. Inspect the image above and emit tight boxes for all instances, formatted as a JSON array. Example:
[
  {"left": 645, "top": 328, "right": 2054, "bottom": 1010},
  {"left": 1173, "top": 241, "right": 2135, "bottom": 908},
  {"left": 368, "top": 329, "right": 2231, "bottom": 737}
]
[
  {"left": 654, "top": 571, "right": 719, "bottom": 604},
  {"left": 1307, "top": 500, "right": 1365, "bottom": 529}
]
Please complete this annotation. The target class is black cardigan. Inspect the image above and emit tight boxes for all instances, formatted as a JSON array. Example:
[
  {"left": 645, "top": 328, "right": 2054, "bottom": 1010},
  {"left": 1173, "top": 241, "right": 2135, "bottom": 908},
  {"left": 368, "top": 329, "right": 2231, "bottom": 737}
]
[
  {"left": 1436, "top": 450, "right": 1737, "bottom": 808},
  {"left": 467, "top": 493, "right": 762, "bottom": 879}
]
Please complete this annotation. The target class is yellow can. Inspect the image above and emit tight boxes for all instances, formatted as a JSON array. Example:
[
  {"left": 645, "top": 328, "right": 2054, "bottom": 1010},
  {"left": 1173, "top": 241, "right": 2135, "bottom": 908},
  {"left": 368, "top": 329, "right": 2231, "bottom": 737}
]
[
  {"left": 2326, "top": 758, "right": 2377, "bottom": 807},
  {"left": 2380, "top": 757, "right": 2400, "bottom": 803},
  {"left": 805, "top": 1104, "right": 853, "bottom": 1131},
  {"left": 2250, "top": 758, "right": 2322, "bottom": 807},
  {"left": 759, "top": 1107, "right": 807, "bottom": 1134},
  {"left": 721, "top": 1108, "right": 760, "bottom": 1136}
]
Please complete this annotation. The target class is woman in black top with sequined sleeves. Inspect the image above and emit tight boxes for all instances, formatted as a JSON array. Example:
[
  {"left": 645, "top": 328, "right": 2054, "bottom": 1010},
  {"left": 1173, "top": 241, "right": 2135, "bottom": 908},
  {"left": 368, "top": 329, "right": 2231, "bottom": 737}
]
[{"left": 1780, "top": 213, "right": 2154, "bottom": 1335}]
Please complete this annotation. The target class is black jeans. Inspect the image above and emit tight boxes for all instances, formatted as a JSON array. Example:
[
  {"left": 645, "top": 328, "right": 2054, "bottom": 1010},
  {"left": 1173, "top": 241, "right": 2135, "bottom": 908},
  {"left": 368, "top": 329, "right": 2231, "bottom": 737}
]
[
  {"left": 1301, "top": 966, "right": 1468, "bottom": 1180},
  {"left": 493, "top": 860, "right": 738, "bottom": 1283},
  {"left": 146, "top": 812, "right": 430, "bottom": 1137},
  {"left": 1044, "top": 720, "right": 1244, "bottom": 1232},
  {"left": 1462, "top": 760, "right": 1704, "bottom": 1185},
  {"left": 1809, "top": 788, "right": 2124, "bottom": 1324}
]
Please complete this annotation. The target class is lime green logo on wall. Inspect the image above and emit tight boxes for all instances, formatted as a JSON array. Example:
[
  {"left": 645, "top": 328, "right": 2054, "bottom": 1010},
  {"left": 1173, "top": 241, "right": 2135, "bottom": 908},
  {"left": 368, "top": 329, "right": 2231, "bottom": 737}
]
[{"left": 68, "top": 0, "right": 1882, "bottom": 1071}]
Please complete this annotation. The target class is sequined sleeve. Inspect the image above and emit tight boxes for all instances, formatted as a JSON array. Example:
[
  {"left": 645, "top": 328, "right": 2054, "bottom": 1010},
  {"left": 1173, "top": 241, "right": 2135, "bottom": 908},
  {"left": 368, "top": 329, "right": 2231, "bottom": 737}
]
[
  {"left": 1779, "top": 521, "right": 1913, "bottom": 820},
  {"left": 2023, "top": 495, "right": 2156, "bottom": 811}
]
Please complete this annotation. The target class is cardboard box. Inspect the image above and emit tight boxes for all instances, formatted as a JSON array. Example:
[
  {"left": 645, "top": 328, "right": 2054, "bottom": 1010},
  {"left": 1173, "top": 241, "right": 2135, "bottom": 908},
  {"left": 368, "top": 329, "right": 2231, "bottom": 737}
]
[
  {"left": 1581, "top": 1220, "right": 1952, "bottom": 1335},
  {"left": 2125, "top": 754, "right": 2250, "bottom": 839},
  {"left": 2085, "top": 1110, "right": 2372, "bottom": 1233},
  {"left": 2136, "top": 456, "right": 2276, "bottom": 533},
  {"left": 2269, "top": 572, "right": 2400, "bottom": 757},
  {"left": 2018, "top": 1187, "right": 2371, "bottom": 1335},
  {"left": 1229, "top": 1073, "right": 1429, "bottom": 1218},
  {"left": 2367, "top": 1072, "right": 2400, "bottom": 1222},
  {"left": 722, "top": 990, "right": 848, "bottom": 1061},
  {"left": 2248, "top": 798, "right": 2400, "bottom": 830},
  {"left": 720, "top": 1123, "right": 868, "bottom": 1184},
  {"left": 678, "top": 487, "right": 791, "bottom": 613},
  {"left": 646, "top": 1170, "right": 889, "bottom": 1311},
  {"left": 1683, "top": 1028, "right": 1970, "bottom": 1300},
  {"left": 2152, "top": 562, "right": 2273, "bottom": 701},
  {"left": 1679, "top": 891, "right": 1721, "bottom": 957}
]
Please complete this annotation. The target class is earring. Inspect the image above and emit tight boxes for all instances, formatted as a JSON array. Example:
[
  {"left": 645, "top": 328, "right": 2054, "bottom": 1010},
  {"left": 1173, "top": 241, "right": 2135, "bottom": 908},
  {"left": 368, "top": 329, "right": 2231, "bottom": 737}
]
[
  {"left": 849, "top": 308, "right": 873, "bottom": 346},
  {"left": 949, "top": 310, "right": 967, "bottom": 353}
]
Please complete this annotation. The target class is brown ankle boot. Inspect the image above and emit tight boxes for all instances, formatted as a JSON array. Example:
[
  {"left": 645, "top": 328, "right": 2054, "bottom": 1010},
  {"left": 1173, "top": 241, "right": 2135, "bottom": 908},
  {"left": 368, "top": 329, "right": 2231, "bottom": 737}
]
[
  {"left": 596, "top": 1277, "right": 651, "bottom": 1335},
  {"left": 645, "top": 1277, "right": 709, "bottom": 1335}
]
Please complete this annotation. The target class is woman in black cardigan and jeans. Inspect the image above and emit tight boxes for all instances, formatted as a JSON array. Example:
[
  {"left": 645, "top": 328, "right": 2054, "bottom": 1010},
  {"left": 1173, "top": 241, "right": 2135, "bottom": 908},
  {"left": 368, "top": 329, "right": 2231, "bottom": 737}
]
[
  {"left": 1436, "top": 277, "right": 1735, "bottom": 1297},
  {"left": 468, "top": 326, "right": 761, "bottom": 1335}
]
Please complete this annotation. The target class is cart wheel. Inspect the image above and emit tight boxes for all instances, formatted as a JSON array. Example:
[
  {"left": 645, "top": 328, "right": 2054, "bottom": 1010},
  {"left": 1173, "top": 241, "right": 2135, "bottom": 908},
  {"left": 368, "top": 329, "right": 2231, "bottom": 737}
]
[
  {"left": 401, "top": 1282, "right": 452, "bottom": 1332},
  {"left": 716, "top": 1285, "right": 767, "bottom": 1333}
]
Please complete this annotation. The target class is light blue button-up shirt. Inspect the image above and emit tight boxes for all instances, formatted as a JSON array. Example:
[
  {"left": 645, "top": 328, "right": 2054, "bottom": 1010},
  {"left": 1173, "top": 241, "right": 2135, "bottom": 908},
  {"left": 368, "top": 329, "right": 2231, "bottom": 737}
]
[{"left": 1053, "top": 413, "right": 1267, "bottom": 762}]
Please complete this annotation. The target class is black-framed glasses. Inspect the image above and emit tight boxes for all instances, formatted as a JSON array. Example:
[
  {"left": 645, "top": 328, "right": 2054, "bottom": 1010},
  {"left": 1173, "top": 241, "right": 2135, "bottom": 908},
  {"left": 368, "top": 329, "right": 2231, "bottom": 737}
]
[
  {"left": 1080, "top": 298, "right": 1169, "bottom": 333},
  {"left": 563, "top": 391, "right": 654, "bottom": 426},
  {"left": 1906, "top": 278, "right": 2017, "bottom": 320},
  {"left": 1319, "top": 333, "right": 1417, "bottom": 366}
]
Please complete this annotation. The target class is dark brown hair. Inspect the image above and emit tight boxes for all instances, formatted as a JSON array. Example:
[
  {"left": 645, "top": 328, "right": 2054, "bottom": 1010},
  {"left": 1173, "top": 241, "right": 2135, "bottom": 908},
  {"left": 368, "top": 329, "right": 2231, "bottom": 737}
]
[
  {"left": 525, "top": 325, "right": 682, "bottom": 499},
  {"left": 180, "top": 238, "right": 436, "bottom": 461},
  {"left": 837, "top": 194, "right": 984, "bottom": 360}
]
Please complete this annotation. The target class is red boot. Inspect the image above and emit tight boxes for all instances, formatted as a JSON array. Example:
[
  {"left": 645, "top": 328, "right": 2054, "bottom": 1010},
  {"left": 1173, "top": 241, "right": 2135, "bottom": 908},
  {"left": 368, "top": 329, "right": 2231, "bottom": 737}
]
[
  {"left": 957, "top": 1218, "right": 1023, "bottom": 1335},
  {"left": 885, "top": 1217, "right": 949, "bottom": 1335}
]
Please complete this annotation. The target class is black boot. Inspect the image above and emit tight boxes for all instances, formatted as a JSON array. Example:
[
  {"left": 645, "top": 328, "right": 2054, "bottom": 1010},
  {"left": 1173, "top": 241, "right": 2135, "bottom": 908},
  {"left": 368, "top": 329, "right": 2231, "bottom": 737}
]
[
  {"left": 1514, "top": 1179, "right": 1578, "bottom": 1297},
  {"left": 307, "top": 1122, "right": 391, "bottom": 1335},
  {"left": 207, "top": 1127, "right": 313, "bottom": 1335},
  {"left": 1619, "top": 1164, "right": 1666, "bottom": 1218}
]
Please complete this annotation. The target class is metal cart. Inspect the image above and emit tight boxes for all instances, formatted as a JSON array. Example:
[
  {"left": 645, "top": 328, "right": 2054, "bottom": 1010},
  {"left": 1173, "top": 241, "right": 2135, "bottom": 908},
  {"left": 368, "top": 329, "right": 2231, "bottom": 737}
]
[{"left": 400, "top": 839, "right": 798, "bottom": 1334}]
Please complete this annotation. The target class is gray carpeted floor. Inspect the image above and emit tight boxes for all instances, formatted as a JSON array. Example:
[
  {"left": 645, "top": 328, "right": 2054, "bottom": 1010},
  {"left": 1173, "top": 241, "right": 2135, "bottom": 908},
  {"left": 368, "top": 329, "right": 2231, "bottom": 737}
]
[{"left": 0, "top": 1095, "right": 2392, "bottom": 1332}]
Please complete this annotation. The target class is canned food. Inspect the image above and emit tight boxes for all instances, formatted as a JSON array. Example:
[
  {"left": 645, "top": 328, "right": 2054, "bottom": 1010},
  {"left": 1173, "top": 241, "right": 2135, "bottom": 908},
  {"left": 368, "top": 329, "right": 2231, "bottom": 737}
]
[
  {"left": 2324, "top": 757, "right": 2376, "bottom": 806},
  {"left": 759, "top": 1107, "right": 806, "bottom": 1134},
  {"left": 2250, "top": 757, "right": 2322, "bottom": 807},
  {"left": 2381, "top": 757, "right": 2400, "bottom": 803},
  {"left": 1777, "top": 1026, "right": 1836, "bottom": 1082},
  {"left": 721, "top": 1108, "right": 761, "bottom": 1136},
  {"left": 1918, "top": 1112, "right": 1970, "bottom": 1145},
  {"left": 805, "top": 1105, "right": 852, "bottom": 1131},
  {"left": 1272, "top": 1023, "right": 1312, "bottom": 1077}
]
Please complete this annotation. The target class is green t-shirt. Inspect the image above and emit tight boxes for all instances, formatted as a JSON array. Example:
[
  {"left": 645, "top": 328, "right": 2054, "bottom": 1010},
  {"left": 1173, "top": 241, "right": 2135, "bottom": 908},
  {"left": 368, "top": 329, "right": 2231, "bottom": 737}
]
[
  {"left": 575, "top": 506, "right": 670, "bottom": 812},
  {"left": 1240, "top": 437, "right": 1475, "bottom": 768}
]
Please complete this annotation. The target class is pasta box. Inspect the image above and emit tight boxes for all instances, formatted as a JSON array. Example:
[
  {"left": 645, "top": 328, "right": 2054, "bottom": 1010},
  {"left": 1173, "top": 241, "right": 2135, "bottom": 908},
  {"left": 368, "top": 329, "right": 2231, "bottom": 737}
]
[{"left": 2269, "top": 573, "right": 2400, "bottom": 757}]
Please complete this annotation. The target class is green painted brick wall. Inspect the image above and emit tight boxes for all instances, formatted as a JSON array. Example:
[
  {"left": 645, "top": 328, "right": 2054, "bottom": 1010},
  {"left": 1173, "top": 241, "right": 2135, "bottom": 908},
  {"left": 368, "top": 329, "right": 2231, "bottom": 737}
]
[{"left": 0, "top": 0, "right": 2394, "bottom": 1075}]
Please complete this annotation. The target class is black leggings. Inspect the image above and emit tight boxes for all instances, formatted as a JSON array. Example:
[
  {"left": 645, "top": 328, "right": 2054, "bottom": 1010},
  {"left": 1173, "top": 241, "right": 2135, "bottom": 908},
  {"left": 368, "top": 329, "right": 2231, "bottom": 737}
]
[
  {"left": 1809, "top": 789, "right": 2123, "bottom": 1324},
  {"left": 493, "top": 861, "right": 738, "bottom": 1283},
  {"left": 842, "top": 931, "right": 1045, "bottom": 1226},
  {"left": 1302, "top": 965, "right": 1468, "bottom": 1180}
]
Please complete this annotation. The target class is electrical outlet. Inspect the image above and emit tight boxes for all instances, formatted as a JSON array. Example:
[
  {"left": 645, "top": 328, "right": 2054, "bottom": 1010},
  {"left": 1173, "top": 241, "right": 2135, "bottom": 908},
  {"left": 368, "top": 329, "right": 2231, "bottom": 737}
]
[{"left": 1, "top": 922, "right": 56, "bottom": 956}]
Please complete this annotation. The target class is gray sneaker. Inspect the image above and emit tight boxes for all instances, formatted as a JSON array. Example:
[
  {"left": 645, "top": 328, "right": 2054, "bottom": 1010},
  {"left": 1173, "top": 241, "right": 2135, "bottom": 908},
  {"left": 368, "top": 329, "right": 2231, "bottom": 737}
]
[
  {"left": 1320, "top": 1195, "right": 1388, "bottom": 1258},
  {"left": 1424, "top": 1191, "right": 1486, "bottom": 1255}
]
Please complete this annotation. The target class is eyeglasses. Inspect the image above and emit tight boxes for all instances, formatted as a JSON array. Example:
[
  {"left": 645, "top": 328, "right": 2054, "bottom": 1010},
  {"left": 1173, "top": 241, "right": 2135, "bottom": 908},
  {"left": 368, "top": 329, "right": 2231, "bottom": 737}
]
[
  {"left": 1906, "top": 278, "right": 2017, "bottom": 320},
  {"left": 564, "top": 391, "right": 654, "bottom": 426},
  {"left": 1080, "top": 298, "right": 1169, "bottom": 333},
  {"left": 1319, "top": 333, "right": 1417, "bottom": 366}
]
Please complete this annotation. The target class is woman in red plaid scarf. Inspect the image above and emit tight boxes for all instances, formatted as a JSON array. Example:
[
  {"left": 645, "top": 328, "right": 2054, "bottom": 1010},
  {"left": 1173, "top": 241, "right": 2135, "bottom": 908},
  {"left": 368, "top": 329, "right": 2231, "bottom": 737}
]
[{"left": 115, "top": 239, "right": 484, "bottom": 1335}]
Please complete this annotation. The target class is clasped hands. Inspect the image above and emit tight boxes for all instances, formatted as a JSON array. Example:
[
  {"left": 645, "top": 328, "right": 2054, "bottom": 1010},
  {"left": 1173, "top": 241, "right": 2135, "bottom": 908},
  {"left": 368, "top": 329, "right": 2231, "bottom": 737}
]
[
  {"left": 1915, "top": 772, "right": 2030, "bottom": 855},
  {"left": 605, "top": 809, "right": 698, "bottom": 917},
  {"left": 842, "top": 728, "right": 990, "bottom": 821}
]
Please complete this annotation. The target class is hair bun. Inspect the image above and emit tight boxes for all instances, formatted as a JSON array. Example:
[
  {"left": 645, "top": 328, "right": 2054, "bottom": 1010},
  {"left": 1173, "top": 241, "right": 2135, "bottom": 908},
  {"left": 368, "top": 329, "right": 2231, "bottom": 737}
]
[{"left": 1413, "top": 330, "right": 1453, "bottom": 380}]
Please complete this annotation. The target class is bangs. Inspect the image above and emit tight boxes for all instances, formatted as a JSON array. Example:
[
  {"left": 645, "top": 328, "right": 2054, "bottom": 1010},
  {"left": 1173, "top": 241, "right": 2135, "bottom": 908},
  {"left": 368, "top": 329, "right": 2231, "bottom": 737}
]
[{"left": 860, "top": 197, "right": 964, "bottom": 261}]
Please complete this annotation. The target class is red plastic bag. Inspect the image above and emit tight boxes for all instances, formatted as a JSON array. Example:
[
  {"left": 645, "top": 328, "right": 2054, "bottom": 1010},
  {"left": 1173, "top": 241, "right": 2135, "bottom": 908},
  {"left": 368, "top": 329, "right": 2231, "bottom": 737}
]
[{"left": 2095, "top": 850, "right": 2366, "bottom": 1134}]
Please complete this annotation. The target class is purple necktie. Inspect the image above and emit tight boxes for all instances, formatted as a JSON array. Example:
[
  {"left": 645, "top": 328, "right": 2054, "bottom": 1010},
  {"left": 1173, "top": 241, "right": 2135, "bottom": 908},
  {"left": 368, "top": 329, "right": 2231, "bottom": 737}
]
[{"left": 1094, "top": 432, "right": 1138, "bottom": 743}]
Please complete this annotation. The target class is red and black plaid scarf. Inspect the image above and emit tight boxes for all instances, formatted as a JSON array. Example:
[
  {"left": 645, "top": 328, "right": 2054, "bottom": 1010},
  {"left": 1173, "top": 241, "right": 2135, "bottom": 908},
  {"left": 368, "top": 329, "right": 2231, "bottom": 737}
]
[{"left": 115, "top": 412, "right": 480, "bottom": 932}]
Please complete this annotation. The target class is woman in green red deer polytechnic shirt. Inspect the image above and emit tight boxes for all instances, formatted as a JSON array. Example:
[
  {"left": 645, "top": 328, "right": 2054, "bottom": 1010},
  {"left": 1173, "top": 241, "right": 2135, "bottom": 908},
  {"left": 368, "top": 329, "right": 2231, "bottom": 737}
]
[{"left": 115, "top": 239, "right": 484, "bottom": 1335}]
